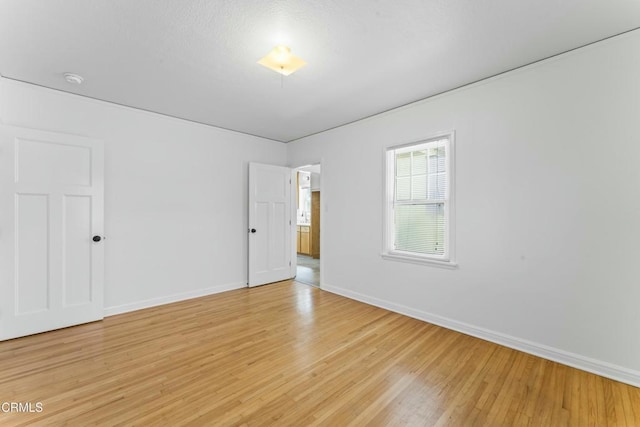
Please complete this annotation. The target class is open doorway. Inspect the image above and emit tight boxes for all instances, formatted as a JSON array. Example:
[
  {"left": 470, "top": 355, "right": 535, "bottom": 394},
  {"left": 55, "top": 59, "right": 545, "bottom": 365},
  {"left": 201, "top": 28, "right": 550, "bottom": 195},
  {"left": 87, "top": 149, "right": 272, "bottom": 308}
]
[{"left": 294, "top": 164, "right": 321, "bottom": 287}]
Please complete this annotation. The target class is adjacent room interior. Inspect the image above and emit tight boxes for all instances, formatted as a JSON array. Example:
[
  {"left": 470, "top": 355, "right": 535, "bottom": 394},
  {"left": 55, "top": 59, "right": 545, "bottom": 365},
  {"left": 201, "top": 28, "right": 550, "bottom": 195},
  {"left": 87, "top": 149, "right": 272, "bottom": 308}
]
[
  {"left": 295, "top": 165, "right": 321, "bottom": 287},
  {"left": 1, "top": 1, "right": 640, "bottom": 425}
]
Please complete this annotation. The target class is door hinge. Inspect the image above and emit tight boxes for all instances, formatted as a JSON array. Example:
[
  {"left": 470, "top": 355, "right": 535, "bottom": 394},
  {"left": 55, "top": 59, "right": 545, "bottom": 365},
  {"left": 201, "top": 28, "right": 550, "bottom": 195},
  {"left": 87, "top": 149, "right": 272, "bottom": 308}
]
[
  {"left": 289, "top": 261, "right": 291, "bottom": 266},
  {"left": 289, "top": 220, "right": 291, "bottom": 225}
]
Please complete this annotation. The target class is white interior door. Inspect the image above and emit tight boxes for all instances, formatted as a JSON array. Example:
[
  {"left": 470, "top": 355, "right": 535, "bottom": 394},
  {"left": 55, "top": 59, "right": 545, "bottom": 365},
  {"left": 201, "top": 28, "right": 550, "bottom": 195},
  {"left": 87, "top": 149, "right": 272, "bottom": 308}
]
[
  {"left": 0, "top": 125, "right": 104, "bottom": 340},
  {"left": 248, "top": 162, "right": 292, "bottom": 287}
]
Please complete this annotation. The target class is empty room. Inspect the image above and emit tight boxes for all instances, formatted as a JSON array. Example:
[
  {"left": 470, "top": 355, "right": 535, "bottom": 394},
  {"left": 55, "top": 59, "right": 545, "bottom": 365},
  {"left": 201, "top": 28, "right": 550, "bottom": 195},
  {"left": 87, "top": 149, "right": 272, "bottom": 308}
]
[{"left": 1, "top": 1, "right": 640, "bottom": 425}]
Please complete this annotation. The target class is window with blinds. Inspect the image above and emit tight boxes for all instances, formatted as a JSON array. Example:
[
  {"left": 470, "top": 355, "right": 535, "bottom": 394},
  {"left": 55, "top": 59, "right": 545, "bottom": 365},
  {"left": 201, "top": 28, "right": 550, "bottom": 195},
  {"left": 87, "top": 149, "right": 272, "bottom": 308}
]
[{"left": 384, "top": 134, "right": 455, "bottom": 266}]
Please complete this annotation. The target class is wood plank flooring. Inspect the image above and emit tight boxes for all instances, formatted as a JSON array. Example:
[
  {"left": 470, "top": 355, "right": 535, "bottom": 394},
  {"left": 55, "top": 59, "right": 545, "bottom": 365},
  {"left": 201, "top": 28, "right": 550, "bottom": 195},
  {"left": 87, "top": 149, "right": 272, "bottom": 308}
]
[{"left": 0, "top": 280, "right": 638, "bottom": 426}]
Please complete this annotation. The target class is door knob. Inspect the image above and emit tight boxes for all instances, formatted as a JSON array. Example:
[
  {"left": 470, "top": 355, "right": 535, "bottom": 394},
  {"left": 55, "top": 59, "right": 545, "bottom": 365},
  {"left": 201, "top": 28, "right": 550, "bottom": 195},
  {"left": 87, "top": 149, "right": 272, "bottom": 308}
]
[
  {"left": 250, "top": 229, "right": 257, "bottom": 233},
  {"left": 92, "top": 235, "right": 102, "bottom": 242}
]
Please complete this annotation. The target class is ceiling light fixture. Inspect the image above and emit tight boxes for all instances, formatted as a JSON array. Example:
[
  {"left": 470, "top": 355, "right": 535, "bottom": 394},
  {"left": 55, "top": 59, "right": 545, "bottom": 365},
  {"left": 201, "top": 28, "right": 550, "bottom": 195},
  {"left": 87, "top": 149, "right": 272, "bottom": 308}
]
[
  {"left": 258, "top": 45, "right": 306, "bottom": 76},
  {"left": 63, "top": 73, "right": 84, "bottom": 84}
]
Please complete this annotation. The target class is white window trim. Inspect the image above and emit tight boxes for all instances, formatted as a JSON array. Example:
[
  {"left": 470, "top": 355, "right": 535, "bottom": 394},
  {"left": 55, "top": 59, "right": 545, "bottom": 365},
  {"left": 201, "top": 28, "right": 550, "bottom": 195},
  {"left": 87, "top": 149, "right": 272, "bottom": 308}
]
[{"left": 381, "top": 131, "right": 457, "bottom": 268}]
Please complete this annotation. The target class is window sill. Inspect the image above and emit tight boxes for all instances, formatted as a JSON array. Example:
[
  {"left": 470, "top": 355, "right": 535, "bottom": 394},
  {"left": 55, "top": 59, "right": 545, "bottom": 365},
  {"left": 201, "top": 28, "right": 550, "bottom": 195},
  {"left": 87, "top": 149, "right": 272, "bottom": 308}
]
[{"left": 381, "top": 252, "right": 458, "bottom": 269}]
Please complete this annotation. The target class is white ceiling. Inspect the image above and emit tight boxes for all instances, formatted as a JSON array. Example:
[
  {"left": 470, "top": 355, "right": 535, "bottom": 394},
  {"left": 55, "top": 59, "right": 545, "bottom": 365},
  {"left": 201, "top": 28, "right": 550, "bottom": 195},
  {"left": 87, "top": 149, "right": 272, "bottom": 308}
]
[{"left": 1, "top": 1, "right": 639, "bottom": 142}]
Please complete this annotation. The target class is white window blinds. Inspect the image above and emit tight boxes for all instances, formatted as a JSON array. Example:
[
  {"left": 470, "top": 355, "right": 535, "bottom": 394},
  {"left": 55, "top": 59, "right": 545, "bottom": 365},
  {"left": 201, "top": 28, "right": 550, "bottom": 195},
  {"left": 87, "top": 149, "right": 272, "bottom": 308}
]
[{"left": 389, "top": 138, "right": 450, "bottom": 259}]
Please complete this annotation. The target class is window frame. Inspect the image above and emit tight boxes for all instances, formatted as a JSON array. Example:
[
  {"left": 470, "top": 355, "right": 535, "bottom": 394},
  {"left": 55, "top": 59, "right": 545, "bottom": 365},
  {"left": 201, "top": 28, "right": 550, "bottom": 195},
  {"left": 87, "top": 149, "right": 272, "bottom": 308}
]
[{"left": 382, "top": 131, "right": 457, "bottom": 269}]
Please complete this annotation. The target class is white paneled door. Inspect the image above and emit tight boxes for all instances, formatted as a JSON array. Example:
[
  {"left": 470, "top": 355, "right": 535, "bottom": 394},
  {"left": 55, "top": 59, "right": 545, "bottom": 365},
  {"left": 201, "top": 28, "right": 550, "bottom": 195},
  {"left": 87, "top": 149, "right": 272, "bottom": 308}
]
[
  {"left": 248, "top": 163, "right": 292, "bottom": 287},
  {"left": 0, "top": 126, "right": 104, "bottom": 340}
]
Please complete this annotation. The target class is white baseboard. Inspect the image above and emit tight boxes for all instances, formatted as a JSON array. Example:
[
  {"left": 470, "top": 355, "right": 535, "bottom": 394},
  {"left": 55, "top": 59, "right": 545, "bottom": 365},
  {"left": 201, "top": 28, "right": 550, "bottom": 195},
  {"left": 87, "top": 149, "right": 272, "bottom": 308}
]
[
  {"left": 322, "top": 283, "right": 640, "bottom": 388},
  {"left": 104, "top": 282, "right": 246, "bottom": 317}
]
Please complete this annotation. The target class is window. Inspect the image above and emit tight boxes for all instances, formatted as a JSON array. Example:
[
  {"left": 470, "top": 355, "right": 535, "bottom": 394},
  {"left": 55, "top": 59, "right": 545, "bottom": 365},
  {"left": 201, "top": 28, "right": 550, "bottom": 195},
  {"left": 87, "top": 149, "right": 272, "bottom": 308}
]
[{"left": 383, "top": 133, "right": 456, "bottom": 267}]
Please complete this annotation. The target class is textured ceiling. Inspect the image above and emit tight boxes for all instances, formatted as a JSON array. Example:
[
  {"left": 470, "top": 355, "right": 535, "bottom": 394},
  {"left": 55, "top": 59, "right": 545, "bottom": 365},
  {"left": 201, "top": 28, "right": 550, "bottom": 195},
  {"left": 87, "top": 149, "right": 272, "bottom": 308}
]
[{"left": 1, "top": 0, "right": 639, "bottom": 142}]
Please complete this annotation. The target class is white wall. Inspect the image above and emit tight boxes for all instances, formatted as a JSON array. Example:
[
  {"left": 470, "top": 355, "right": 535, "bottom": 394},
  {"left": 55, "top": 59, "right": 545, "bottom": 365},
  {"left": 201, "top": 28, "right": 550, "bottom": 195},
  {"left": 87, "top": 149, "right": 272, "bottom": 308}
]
[
  {"left": 288, "top": 31, "right": 640, "bottom": 385},
  {"left": 310, "top": 172, "right": 321, "bottom": 191},
  {"left": 0, "top": 78, "right": 287, "bottom": 314},
  {"left": 297, "top": 164, "right": 321, "bottom": 190}
]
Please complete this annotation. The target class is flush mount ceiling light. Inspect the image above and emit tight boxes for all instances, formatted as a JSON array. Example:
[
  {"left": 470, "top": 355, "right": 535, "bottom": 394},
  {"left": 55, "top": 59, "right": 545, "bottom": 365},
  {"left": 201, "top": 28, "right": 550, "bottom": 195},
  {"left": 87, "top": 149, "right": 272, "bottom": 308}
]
[
  {"left": 63, "top": 72, "right": 84, "bottom": 84},
  {"left": 257, "top": 45, "right": 306, "bottom": 76}
]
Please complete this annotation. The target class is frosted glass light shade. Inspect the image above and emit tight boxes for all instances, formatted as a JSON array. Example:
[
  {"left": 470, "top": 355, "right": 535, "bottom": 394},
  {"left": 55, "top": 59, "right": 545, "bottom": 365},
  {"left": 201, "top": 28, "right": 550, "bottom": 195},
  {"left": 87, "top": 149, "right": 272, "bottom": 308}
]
[{"left": 258, "top": 45, "right": 307, "bottom": 76}]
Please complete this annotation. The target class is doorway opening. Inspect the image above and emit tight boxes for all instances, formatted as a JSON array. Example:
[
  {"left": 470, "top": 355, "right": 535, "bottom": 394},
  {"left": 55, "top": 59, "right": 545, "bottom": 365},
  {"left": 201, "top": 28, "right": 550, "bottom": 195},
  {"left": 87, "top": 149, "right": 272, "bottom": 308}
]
[{"left": 294, "top": 164, "right": 321, "bottom": 287}]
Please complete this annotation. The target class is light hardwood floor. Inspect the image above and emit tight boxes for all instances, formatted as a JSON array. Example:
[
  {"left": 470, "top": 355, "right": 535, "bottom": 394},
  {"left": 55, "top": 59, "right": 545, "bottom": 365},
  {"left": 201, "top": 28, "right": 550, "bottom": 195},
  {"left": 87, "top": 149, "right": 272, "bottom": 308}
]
[{"left": 0, "top": 280, "right": 638, "bottom": 426}]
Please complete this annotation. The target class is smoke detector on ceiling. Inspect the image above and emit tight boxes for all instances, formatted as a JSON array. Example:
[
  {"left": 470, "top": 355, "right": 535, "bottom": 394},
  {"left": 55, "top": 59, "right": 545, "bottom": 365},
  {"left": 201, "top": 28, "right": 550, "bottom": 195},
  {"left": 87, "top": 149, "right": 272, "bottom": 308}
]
[{"left": 63, "top": 73, "right": 84, "bottom": 85}]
